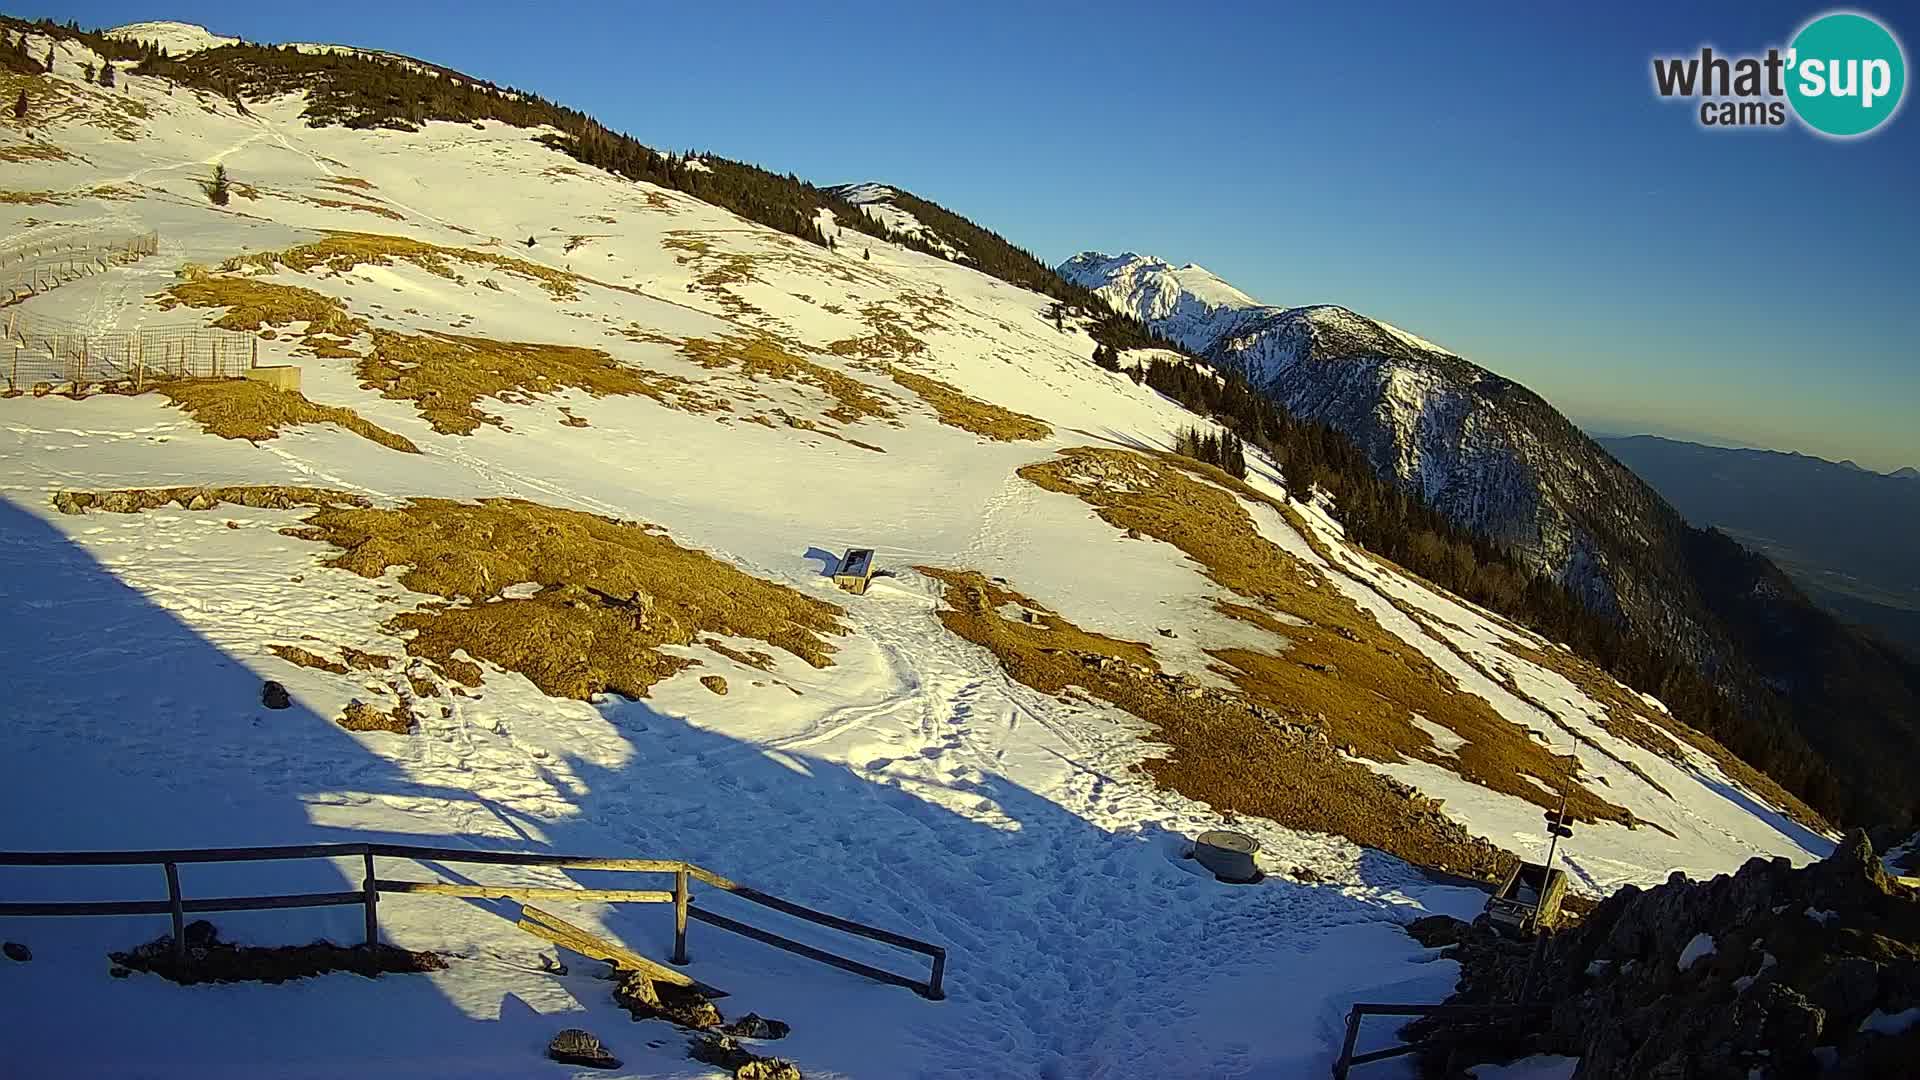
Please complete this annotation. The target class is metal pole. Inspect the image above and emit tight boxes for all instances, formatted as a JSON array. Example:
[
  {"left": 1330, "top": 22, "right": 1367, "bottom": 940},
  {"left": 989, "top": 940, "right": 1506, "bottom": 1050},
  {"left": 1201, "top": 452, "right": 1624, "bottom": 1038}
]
[
  {"left": 164, "top": 862, "right": 186, "bottom": 971},
  {"left": 361, "top": 851, "right": 379, "bottom": 951}
]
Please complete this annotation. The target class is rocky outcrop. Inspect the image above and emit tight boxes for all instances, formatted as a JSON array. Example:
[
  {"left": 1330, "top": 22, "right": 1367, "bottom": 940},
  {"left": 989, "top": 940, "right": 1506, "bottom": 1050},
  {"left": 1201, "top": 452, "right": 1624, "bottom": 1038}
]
[
  {"left": 1418, "top": 831, "right": 1920, "bottom": 1078},
  {"left": 547, "top": 1028, "right": 619, "bottom": 1069}
]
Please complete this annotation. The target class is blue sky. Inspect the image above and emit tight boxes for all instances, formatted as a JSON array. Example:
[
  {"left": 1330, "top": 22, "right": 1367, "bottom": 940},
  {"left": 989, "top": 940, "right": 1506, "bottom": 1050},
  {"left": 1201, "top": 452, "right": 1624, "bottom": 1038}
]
[{"left": 30, "top": 1, "right": 1920, "bottom": 470}]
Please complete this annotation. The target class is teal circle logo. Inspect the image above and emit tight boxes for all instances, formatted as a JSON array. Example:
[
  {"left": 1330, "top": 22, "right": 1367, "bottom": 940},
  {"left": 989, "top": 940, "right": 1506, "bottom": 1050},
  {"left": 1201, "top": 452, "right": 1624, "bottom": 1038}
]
[{"left": 1787, "top": 12, "right": 1906, "bottom": 136}]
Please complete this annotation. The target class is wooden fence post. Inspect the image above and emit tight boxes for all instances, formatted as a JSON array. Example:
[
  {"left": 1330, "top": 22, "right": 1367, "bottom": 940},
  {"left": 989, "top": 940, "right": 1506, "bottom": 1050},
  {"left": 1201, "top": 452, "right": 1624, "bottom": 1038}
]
[
  {"left": 361, "top": 850, "right": 379, "bottom": 951},
  {"left": 164, "top": 862, "right": 186, "bottom": 972},
  {"left": 673, "top": 866, "right": 689, "bottom": 964}
]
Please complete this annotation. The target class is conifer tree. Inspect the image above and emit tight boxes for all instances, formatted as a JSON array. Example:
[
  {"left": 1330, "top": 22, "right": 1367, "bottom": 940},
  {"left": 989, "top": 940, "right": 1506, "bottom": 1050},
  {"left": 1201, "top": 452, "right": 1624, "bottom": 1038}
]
[
  {"left": 44, "top": 47, "right": 53, "bottom": 73},
  {"left": 13, "top": 89, "right": 27, "bottom": 121},
  {"left": 99, "top": 61, "right": 115, "bottom": 87},
  {"left": 202, "top": 163, "right": 231, "bottom": 206},
  {"left": 82, "top": 61, "right": 94, "bottom": 81}
]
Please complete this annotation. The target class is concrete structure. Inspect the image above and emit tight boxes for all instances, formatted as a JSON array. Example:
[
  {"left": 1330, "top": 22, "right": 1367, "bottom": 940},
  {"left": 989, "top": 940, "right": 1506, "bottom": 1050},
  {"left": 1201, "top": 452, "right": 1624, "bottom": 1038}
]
[{"left": 243, "top": 364, "right": 302, "bottom": 393}]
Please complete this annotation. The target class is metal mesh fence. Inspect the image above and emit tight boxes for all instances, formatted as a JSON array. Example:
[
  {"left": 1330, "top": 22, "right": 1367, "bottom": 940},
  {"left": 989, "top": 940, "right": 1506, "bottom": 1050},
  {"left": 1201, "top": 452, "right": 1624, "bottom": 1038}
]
[
  {"left": 0, "top": 232, "right": 161, "bottom": 302},
  {"left": 2, "top": 308, "right": 258, "bottom": 391}
]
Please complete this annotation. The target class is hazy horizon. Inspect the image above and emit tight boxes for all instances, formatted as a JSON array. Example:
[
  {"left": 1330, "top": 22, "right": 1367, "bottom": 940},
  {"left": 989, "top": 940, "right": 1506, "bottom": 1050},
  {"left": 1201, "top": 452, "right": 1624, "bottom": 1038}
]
[{"left": 27, "top": 0, "right": 1919, "bottom": 471}]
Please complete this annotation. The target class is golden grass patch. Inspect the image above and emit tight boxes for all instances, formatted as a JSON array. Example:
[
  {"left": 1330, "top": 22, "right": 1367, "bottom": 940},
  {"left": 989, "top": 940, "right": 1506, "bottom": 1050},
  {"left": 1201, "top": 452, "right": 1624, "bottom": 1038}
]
[
  {"left": 0, "top": 142, "right": 69, "bottom": 163},
  {"left": 284, "top": 498, "right": 847, "bottom": 701},
  {"left": 222, "top": 231, "right": 583, "bottom": 299},
  {"left": 308, "top": 197, "right": 405, "bottom": 221},
  {"left": 630, "top": 329, "right": 893, "bottom": 426},
  {"left": 158, "top": 275, "right": 367, "bottom": 340},
  {"left": 702, "top": 639, "right": 775, "bottom": 670},
  {"left": 826, "top": 296, "right": 948, "bottom": 361},
  {"left": 886, "top": 367, "right": 1049, "bottom": 441},
  {"left": 360, "top": 329, "right": 715, "bottom": 435},
  {"left": 700, "top": 675, "right": 729, "bottom": 696},
  {"left": 154, "top": 378, "right": 419, "bottom": 453},
  {"left": 1, "top": 72, "right": 148, "bottom": 139},
  {"left": 338, "top": 698, "right": 414, "bottom": 734},
  {"left": 52, "top": 485, "right": 367, "bottom": 516},
  {"left": 324, "top": 176, "right": 376, "bottom": 190},
  {"left": 268, "top": 644, "right": 349, "bottom": 674},
  {"left": 342, "top": 647, "right": 394, "bottom": 670},
  {"left": 1020, "top": 447, "right": 1632, "bottom": 826},
  {"left": 918, "top": 567, "right": 1514, "bottom": 880},
  {"left": 0, "top": 190, "right": 63, "bottom": 205}
]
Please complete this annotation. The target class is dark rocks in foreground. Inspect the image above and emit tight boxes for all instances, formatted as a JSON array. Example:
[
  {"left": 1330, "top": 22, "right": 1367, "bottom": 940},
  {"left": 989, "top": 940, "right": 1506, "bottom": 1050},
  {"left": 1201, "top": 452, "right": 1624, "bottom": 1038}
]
[{"left": 1414, "top": 830, "right": 1920, "bottom": 1078}]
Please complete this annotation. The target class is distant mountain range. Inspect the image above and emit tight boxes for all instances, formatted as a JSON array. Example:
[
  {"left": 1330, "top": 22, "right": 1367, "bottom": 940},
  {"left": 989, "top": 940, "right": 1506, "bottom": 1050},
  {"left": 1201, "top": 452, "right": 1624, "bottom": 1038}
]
[
  {"left": 1600, "top": 435, "right": 1920, "bottom": 656},
  {"left": 1059, "top": 251, "right": 1695, "bottom": 631}
]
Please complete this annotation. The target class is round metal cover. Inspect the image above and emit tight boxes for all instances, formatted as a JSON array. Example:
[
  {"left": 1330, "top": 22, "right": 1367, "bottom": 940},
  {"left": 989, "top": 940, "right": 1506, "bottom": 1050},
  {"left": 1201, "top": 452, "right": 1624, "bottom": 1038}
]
[{"left": 1196, "top": 829, "right": 1258, "bottom": 855}]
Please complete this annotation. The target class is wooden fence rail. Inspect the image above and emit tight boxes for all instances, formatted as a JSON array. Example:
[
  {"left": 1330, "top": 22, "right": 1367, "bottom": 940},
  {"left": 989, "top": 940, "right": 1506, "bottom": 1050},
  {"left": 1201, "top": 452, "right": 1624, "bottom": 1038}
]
[{"left": 0, "top": 841, "right": 946, "bottom": 999}]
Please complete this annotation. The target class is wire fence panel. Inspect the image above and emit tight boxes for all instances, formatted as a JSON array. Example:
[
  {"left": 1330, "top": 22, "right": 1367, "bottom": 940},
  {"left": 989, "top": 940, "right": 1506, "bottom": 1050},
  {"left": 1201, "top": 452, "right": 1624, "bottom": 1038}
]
[
  {"left": 1, "top": 232, "right": 161, "bottom": 306},
  {"left": 1, "top": 308, "right": 257, "bottom": 391}
]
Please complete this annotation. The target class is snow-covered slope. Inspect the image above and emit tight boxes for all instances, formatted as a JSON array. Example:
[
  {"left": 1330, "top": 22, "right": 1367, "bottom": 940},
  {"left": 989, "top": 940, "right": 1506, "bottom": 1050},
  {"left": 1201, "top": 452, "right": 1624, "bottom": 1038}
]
[
  {"left": 830, "top": 183, "right": 965, "bottom": 261},
  {"left": 104, "top": 20, "right": 240, "bottom": 56},
  {"left": 0, "top": 26, "right": 1832, "bottom": 1079}
]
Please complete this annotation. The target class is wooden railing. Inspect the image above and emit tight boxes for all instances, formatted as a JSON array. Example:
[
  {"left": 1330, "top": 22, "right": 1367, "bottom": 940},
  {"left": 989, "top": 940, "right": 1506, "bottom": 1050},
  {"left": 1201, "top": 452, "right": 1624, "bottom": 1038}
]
[
  {"left": 1330, "top": 1002, "right": 1550, "bottom": 1078},
  {"left": 0, "top": 842, "right": 946, "bottom": 999}
]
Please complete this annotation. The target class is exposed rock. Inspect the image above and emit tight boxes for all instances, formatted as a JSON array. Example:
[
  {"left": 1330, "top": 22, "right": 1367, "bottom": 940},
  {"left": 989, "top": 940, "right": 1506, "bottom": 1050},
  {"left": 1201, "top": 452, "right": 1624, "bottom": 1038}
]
[
  {"left": 1406, "top": 915, "right": 1470, "bottom": 949},
  {"left": 615, "top": 971, "right": 722, "bottom": 1029},
  {"left": 547, "top": 1028, "right": 620, "bottom": 1069},
  {"left": 261, "top": 680, "right": 291, "bottom": 709},
  {"left": 689, "top": 1033, "right": 802, "bottom": 1079},
  {"left": 107, "top": 920, "right": 444, "bottom": 984},
  {"left": 1414, "top": 829, "right": 1920, "bottom": 1078},
  {"left": 720, "top": 1013, "right": 792, "bottom": 1040},
  {"left": 701, "top": 675, "right": 729, "bottom": 696}
]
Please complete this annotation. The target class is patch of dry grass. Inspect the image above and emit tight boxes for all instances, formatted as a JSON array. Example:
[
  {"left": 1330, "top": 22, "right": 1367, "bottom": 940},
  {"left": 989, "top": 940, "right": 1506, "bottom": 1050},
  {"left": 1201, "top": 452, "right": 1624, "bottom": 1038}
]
[
  {"left": 1020, "top": 447, "right": 1633, "bottom": 826},
  {"left": 307, "top": 197, "right": 405, "bottom": 221},
  {"left": 886, "top": 367, "right": 1050, "bottom": 442},
  {"left": 702, "top": 639, "right": 775, "bottom": 670},
  {"left": 700, "top": 675, "right": 728, "bottom": 695},
  {"left": 157, "top": 274, "right": 367, "bottom": 341},
  {"left": 0, "top": 190, "right": 62, "bottom": 205},
  {"left": 284, "top": 498, "right": 847, "bottom": 701},
  {"left": 324, "top": 176, "right": 376, "bottom": 190},
  {"left": 1, "top": 71, "right": 148, "bottom": 139},
  {"left": 52, "top": 485, "right": 367, "bottom": 516},
  {"left": 826, "top": 297, "right": 947, "bottom": 361},
  {"left": 918, "top": 566, "right": 1514, "bottom": 880},
  {"left": 0, "top": 142, "right": 69, "bottom": 163},
  {"left": 222, "top": 231, "right": 583, "bottom": 299},
  {"left": 630, "top": 329, "right": 893, "bottom": 426},
  {"left": 360, "top": 329, "right": 716, "bottom": 435},
  {"left": 155, "top": 378, "right": 420, "bottom": 453},
  {"left": 268, "top": 644, "right": 348, "bottom": 674},
  {"left": 338, "top": 698, "right": 414, "bottom": 733},
  {"left": 342, "top": 648, "right": 394, "bottom": 670}
]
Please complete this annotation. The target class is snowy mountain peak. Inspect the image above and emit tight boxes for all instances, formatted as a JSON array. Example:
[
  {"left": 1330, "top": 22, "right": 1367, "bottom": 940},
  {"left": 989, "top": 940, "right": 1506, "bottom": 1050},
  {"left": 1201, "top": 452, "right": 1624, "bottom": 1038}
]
[{"left": 104, "top": 20, "right": 239, "bottom": 55}]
